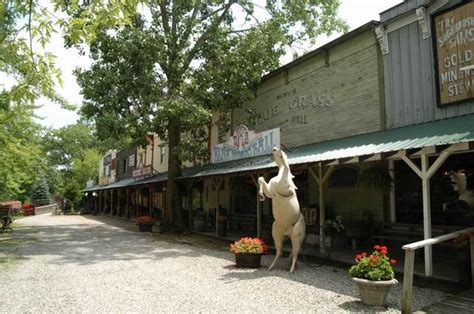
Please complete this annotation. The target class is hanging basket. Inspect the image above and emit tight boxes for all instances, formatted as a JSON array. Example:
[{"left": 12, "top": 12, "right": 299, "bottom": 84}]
[{"left": 235, "top": 254, "right": 262, "bottom": 268}]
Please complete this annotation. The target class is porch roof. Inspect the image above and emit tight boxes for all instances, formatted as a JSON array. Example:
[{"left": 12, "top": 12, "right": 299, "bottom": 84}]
[
  {"left": 83, "top": 173, "right": 168, "bottom": 192},
  {"left": 180, "top": 113, "right": 474, "bottom": 179}
]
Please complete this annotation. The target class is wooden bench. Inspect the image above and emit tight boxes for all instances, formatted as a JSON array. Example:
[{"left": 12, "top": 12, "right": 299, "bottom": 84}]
[{"left": 228, "top": 213, "right": 257, "bottom": 232}]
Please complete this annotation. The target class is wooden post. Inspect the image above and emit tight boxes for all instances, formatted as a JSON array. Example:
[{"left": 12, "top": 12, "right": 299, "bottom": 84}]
[
  {"left": 389, "top": 160, "right": 396, "bottom": 223},
  {"left": 250, "top": 174, "right": 261, "bottom": 238},
  {"left": 126, "top": 188, "right": 130, "bottom": 218},
  {"left": 471, "top": 233, "right": 474, "bottom": 286},
  {"left": 187, "top": 181, "right": 193, "bottom": 230},
  {"left": 136, "top": 187, "right": 139, "bottom": 217},
  {"left": 401, "top": 250, "right": 415, "bottom": 314},
  {"left": 420, "top": 154, "right": 432, "bottom": 276}
]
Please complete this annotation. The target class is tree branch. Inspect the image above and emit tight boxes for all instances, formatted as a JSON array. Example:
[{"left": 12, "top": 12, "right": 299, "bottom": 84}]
[
  {"left": 28, "top": 0, "right": 35, "bottom": 66},
  {"left": 181, "top": 0, "right": 236, "bottom": 74}
]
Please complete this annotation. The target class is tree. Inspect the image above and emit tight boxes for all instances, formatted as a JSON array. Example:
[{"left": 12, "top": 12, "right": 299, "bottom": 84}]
[
  {"left": 31, "top": 174, "right": 51, "bottom": 206},
  {"left": 75, "top": 1, "right": 347, "bottom": 230}
]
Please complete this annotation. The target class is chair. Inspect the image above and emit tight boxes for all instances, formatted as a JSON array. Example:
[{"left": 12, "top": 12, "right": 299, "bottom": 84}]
[{"left": 301, "top": 207, "right": 319, "bottom": 258}]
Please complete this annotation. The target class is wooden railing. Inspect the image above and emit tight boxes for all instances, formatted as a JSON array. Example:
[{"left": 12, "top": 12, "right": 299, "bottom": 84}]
[
  {"left": 401, "top": 227, "right": 474, "bottom": 313},
  {"left": 35, "top": 203, "right": 59, "bottom": 215}
]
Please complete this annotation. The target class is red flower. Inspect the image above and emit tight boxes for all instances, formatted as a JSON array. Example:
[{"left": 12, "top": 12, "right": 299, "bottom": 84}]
[
  {"left": 380, "top": 248, "right": 388, "bottom": 255},
  {"left": 360, "top": 252, "right": 367, "bottom": 257},
  {"left": 373, "top": 244, "right": 381, "bottom": 250},
  {"left": 390, "top": 259, "right": 397, "bottom": 265}
]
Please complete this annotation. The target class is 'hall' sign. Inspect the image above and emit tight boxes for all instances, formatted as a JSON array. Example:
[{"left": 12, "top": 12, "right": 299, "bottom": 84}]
[
  {"left": 211, "top": 125, "right": 280, "bottom": 164},
  {"left": 434, "top": 2, "right": 474, "bottom": 106}
]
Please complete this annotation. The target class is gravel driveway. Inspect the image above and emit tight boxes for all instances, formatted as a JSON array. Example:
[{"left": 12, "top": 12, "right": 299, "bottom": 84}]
[{"left": 0, "top": 214, "right": 447, "bottom": 313}]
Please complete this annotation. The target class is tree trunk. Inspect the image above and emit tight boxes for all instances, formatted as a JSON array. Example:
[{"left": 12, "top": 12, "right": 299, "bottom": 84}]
[{"left": 165, "top": 119, "right": 185, "bottom": 231}]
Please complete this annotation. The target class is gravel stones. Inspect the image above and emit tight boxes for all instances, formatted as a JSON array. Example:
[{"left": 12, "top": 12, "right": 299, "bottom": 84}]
[{"left": 0, "top": 214, "right": 447, "bottom": 313}]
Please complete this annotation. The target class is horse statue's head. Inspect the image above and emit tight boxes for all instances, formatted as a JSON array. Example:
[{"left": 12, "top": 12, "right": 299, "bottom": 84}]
[
  {"left": 272, "top": 146, "right": 289, "bottom": 169},
  {"left": 450, "top": 170, "right": 467, "bottom": 193}
]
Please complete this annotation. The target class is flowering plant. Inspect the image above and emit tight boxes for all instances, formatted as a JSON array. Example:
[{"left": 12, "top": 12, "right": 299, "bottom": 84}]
[
  {"left": 136, "top": 216, "right": 155, "bottom": 225},
  {"left": 349, "top": 245, "right": 397, "bottom": 281},
  {"left": 230, "top": 237, "right": 268, "bottom": 255},
  {"left": 453, "top": 232, "right": 471, "bottom": 250}
]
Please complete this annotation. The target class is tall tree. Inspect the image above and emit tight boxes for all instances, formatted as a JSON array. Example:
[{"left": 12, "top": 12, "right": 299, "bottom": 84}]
[{"left": 75, "top": 1, "right": 347, "bottom": 230}]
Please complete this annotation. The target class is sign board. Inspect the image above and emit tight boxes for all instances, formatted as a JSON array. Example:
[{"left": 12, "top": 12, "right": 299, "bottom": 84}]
[
  {"left": 434, "top": 2, "right": 474, "bottom": 106},
  {"left": 211, "top": 125, "right": 280, "bottom": 163},
  {"left": 128, "top": 154, "right": 135, "bottom": 167},
  {"left": 132, "top": 166, "right": 152, "bottom": 179}
]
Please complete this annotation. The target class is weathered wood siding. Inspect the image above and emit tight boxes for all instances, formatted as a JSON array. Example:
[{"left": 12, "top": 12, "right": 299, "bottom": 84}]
[
  {"left": 232, "top": 27, "right": 383, "bottom": 148},
  {"left": 382, "top": 0, "right": 474, "bottom": 128}
]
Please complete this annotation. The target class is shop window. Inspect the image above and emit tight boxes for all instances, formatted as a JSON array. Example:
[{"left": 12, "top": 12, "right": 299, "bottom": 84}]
[
  {"left": 329, "top": 167, "right": 358, "bottom": 187},
  {"left": 160, "top": 145, "right": 166, "bottom": 164}
]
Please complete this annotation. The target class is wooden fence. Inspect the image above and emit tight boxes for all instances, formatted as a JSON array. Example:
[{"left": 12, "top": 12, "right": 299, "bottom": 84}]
[{"left": 34, "top": 203, "right": 60, "bottom": 215}]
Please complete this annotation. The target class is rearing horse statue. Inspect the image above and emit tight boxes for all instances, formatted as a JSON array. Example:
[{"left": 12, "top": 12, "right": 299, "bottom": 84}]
[{"left": 258, "top": 147, "right": 305, "bottom": 273}]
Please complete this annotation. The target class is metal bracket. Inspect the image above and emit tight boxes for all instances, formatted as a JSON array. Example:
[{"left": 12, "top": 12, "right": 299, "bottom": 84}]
[
  {"left": 375, "top": 26, "right": 389, "bottom": 55},
  {"left": 416, "top": 6, "right": 431, "bottom": 39}
]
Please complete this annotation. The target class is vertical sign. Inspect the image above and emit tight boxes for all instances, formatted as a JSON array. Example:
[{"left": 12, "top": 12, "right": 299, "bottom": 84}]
[{"left": 434, "top": 2, "right": 474, "bottom": 106}]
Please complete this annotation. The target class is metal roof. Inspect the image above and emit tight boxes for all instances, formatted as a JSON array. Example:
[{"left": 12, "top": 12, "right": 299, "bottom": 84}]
[
  {"left": 179, "top": 113, "right": 474, "bottom": 179},
  {"left": 83, "top": 173, "right": 168, "bottom": 192}
]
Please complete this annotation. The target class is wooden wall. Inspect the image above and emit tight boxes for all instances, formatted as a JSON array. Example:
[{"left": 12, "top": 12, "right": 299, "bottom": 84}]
[
  {"left": 382, "top": 0, "right": 474, "bottom": 129},
  {"left": 232, "top": 26, "right": 383, "bottom": 149}
]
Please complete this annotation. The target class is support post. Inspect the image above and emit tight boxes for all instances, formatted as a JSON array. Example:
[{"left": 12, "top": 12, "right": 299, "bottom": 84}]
[
  {"left": 250, "top": 174, "right": 261, "bottom": 238},
  {"left": 471, "top": 233, "right": 474, "bottom": 286},
  {"left": 401, "top": 250, "right": 415, "bottom": 314},
  {"left": 421, "top": 154, "right": 432, "bottom": 276},
  {"left": 389, "top": 160, "right": 396, "bottom": 223},
  {"left": 126, "top": 189, "right": 130, "bottom": 218}
]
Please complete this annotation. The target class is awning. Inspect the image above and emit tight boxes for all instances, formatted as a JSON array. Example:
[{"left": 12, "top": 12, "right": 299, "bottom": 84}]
[
  {"left": 83, "top": 173, "right": 168, "bottom": 192},
  {"left": 180, "top": 113, "right": 474, "bottom": 179}
]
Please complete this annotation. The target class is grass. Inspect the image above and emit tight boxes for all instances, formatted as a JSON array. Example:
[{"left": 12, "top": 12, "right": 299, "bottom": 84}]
[{"left": 0, "top": 225, "right": 38, "bottom": 270}]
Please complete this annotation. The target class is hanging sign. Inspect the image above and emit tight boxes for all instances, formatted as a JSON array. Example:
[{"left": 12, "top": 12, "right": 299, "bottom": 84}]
[
  {"left": 211, "top": 125, "right": 280, "bottom": 163},
  {"left": 132, "top": 166, "right": 152, "bottom": 179},
  {"left": 434, "top": 2, "right": 474, "bottom": 106}
]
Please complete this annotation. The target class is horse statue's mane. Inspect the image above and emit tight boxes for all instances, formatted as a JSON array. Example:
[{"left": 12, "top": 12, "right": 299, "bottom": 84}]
[{"left": 450, "top": 170, "right": 474, "bottom": 208}]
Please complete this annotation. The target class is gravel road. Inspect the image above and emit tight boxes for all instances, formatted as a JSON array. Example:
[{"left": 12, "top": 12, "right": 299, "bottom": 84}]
[{"left": 0, "top": 214, "right": 447, "bottom": 313}]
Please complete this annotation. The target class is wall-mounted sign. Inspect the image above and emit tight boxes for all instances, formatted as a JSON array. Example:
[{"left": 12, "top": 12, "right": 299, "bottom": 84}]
[
  {"left": 434, "top": 2, "right": 474, "bottom": 106},
  {"left": 211, "top": 125, "right": 280, "bottom": 163},
  {"left": 132, "top": 166, "right": 152, "bottom": 179},
  {"left": 128, "top": 154, "right": 135, "bottom": 167}
]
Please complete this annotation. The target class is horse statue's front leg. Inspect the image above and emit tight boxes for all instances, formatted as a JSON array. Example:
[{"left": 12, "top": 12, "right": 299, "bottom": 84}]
[{"left": 258, "top": 176, "right": 273, "bottom": 201}]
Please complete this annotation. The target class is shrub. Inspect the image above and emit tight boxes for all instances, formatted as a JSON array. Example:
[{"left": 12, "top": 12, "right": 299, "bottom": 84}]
[{"left": 349, "top": 245, "right": 397, "bottom": 281}]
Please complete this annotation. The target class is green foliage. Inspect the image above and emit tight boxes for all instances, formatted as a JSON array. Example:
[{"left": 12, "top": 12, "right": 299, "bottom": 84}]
[
  {"left": 349, "top": 245, "right": 396, "bottom": 281},
  {"left": 357, "top": 162, "right": 393, "bottom": 193},
  {"left": 63, "top": 180, "right": 81, "bottom": 207},
  {"left": 0, "top": 103, "right": 44, "bottom": 200},
  {"left": 30, "top": 175, "right": 51, "bottom": 206}
]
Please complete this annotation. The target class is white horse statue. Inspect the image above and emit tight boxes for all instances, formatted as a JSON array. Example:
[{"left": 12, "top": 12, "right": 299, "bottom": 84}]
[
  {"left": 450, "top": 170, "right": 474, "bottom": 208},
  {"left": 258, "top": 147, "right": 305, "bottom": 273}
]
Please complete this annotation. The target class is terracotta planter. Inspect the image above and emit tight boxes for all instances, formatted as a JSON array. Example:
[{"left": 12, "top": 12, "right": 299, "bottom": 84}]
[
  {"left": 138, "top": 224, "right": 153, "bottom": 232},
  {"left": 235, "top": 254, "right": 262, "bottom": 268},
  {"left": 352, "top": 277, "right": 398, "bottom": 307}
]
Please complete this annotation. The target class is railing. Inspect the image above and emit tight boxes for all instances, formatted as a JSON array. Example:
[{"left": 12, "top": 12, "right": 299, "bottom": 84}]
[
  {"left": 35, "top": 203, "right": 59, "bottom": 215},
  {"left": 401, "top": 227, "right": 474, "bottom": 313}
]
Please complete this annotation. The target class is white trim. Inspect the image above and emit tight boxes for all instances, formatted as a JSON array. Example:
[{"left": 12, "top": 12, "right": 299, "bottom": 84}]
[{"left": 416, "top": 6, "right": 431, "bottom": 39}]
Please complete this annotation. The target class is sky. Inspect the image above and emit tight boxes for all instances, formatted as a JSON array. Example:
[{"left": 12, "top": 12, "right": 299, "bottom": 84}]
[{"left": 35, "top": 0, "right": 404, "bottom": 129}]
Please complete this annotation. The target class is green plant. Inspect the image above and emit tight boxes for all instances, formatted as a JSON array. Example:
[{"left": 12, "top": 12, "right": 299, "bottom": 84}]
[
  {"left": 349, "top": 245, "right": 397, "bottom": 281},
  {"left": 230, "top": 237, "right": 268, "bottom": 255},
  {"left": 453, "top": 232, "right": 471, "bottom": 250},
  {"left": 357, "top": 162, "right": 393, "bottom": 192},
  {"left": 136, "top": 216, "right": 155, "bottom": 226}
]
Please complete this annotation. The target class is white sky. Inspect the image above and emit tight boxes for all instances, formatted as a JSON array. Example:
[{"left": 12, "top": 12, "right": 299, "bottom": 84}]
[{"left": 35, "top": 0, "right": 404, "bottom": 129}]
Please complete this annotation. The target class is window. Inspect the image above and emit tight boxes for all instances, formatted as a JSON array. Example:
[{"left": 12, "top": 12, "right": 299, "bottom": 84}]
[
  {"left": 122, "top": 159, "right": 127, "bottom": 174},
  {"left": 160, "top": 145, "right": 166, "bottom": 164}
]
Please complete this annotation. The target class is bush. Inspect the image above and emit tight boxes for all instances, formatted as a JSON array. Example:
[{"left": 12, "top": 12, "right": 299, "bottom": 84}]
[{"left": 230, "top": 237, "right": 268, "bottom": 255}]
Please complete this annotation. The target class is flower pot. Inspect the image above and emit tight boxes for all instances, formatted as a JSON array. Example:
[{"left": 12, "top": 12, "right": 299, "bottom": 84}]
[
  {"left": 217, "top": 221, "right": 227, "bottom": 237},
  {"left": 138, "top": 224, "right": 153, "bottom": 232},
  {"left": 352, "top": 277, "right": 398, "bottom": 307},
  {"left": 193, "top": 217, "right": 207, "bottom": 231},
  {"left": 235, "top": 254, "right": 262, "bottom": 268}
]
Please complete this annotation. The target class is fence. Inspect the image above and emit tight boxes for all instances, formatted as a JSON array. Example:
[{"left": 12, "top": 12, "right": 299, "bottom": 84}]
[
  {"left": 34, "top": 203, "right": 60, "bottom": 215},
  {"left": 401, "top": 226, "right": 474, "bottom": 313}
]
